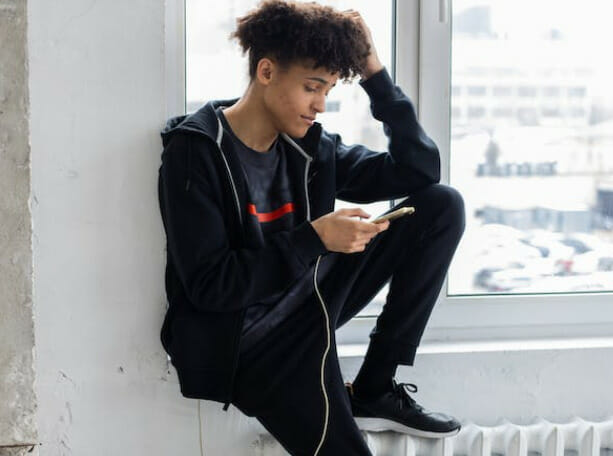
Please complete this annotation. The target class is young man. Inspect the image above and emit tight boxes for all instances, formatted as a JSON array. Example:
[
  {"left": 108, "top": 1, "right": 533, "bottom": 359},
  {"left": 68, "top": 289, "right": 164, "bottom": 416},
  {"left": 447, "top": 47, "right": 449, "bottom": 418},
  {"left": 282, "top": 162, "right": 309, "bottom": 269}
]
[{"left": 157, "top": 1, "right": 466, "bottom": 454}]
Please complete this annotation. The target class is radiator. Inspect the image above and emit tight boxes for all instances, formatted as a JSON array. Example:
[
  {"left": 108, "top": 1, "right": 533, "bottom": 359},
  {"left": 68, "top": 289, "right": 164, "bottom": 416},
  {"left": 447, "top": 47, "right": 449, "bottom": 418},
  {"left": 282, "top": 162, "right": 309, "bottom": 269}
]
[{"left": 253, "top": 416, "right": 613, "bottom": 455}]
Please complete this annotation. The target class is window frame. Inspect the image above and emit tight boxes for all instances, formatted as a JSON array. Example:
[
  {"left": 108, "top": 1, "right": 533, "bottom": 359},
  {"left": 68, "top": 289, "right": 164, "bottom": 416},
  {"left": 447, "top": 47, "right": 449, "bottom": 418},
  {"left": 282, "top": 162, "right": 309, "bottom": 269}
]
[
  {"left": 170, "top": 0, "right": 613, "bottom": 354},
  {"left": 165, "top": 0, "right": 186, "bottom": 121}
]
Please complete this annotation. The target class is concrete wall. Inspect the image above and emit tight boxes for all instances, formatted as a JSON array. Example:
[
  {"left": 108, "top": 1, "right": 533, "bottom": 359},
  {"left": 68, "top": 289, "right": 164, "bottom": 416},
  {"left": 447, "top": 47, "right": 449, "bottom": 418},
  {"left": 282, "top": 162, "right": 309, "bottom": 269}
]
[
  {"left": 27, "top": 0, "right": 201, "bottom": 454},
  {"left": 0, "top": 0, "right": 608, "bottom": 454},
  {"left": 0, "top": 0, "right": 37, "bottom": 454}
]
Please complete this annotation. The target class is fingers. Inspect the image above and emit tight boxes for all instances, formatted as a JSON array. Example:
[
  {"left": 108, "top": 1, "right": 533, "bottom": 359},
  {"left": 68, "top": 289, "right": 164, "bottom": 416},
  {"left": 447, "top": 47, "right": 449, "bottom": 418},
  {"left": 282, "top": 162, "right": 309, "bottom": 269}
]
[
  {"left": 356, "top": 219, "right": 390, "bottom": 236},
  {"left": 342, "top": 9, "right": 361, "bottom": 18},
  {"left": 343, "top": 10, "right": 370, "bottom": 36},
  {"left": 340, "top": 207, "right": 369, "bottom": 215},
  {"left": 353, "top": 224, "right": 387, "bottom": 250},
  {"left": 341, "top": 207, "right": 371, "bottom": 219},
  {"left": 349, "top": 222, "right": 387, "bottom": 249},
  {"left": 350, "top": 217, "right": 390, "bottom": 252}
]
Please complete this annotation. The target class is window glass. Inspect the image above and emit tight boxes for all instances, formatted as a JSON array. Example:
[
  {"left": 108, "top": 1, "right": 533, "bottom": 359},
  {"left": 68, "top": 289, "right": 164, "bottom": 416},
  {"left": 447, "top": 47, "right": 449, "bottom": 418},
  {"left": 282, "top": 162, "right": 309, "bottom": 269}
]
[{"left": 448, "top": 0, "right": 613, "bottom": 294}]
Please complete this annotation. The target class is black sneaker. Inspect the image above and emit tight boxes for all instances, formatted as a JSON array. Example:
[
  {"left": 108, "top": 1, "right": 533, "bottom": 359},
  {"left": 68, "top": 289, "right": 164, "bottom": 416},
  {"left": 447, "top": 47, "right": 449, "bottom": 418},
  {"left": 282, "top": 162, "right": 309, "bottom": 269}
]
[{"left": 345, "top": 378, "right": 462, "bottom": 439}]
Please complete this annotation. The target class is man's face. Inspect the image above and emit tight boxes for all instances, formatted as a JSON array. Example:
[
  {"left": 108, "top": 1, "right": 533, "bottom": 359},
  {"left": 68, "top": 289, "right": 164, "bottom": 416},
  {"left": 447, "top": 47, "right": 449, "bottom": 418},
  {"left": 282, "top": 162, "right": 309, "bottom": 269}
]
[{"left": 261, "top": 59, "right": 339, "bottom": 138}]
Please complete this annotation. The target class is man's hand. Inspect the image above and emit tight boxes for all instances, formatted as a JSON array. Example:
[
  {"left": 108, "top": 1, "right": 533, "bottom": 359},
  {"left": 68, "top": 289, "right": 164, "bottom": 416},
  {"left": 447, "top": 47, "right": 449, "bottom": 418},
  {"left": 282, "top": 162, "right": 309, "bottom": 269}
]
[
  {"left": 310, "top": 208, "right": 390, "bottom": 254},
  {"left": 343, "top": 9, "right": 384, "bottom": 80}
]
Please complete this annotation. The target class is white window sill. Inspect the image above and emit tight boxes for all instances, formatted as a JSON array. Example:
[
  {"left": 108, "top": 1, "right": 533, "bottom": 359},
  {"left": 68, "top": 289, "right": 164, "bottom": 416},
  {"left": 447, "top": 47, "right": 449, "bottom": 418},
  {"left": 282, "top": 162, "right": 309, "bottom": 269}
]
[{"left": 337, "top": 336, "right": 613, "bottom": 359}]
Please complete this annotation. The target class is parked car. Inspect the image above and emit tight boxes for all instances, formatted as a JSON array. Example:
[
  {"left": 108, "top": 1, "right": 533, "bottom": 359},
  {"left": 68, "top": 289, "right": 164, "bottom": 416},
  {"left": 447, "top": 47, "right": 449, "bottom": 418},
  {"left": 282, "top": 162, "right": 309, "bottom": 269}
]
[
  {"left": 519, "top": 234, "right": 575, "bottom": 261},
  {"left": 476, "top": 267, "right": 533, "bottom": 292}
]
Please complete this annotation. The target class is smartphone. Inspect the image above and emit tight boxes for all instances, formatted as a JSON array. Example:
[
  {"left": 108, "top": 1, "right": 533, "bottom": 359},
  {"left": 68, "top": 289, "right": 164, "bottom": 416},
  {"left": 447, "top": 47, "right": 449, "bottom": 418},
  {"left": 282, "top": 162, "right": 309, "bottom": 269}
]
[{"left": 371, "top": 206, "right": 415, "bottom": 224}]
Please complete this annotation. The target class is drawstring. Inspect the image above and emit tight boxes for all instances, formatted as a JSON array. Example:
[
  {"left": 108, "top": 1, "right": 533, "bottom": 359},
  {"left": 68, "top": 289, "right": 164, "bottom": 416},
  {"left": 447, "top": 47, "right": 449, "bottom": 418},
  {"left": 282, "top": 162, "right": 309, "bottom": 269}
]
[{"left": 185, "top": 136, "right": 192, "bottom": 192}]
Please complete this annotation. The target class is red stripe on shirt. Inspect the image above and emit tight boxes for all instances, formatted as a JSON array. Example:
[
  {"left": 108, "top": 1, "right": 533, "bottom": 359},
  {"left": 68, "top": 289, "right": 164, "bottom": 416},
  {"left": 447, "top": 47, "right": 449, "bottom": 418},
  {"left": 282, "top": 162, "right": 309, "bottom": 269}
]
[{"left": 247, "top": 202, "right": 295, "bottom": 222}]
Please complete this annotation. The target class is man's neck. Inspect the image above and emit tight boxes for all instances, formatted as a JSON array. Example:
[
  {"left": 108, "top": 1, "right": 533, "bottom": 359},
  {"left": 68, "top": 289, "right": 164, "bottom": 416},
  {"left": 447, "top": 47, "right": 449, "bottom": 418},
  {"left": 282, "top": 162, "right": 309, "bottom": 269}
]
[{"left": 221, "top": 94, "right": 279, "bottom": 153}]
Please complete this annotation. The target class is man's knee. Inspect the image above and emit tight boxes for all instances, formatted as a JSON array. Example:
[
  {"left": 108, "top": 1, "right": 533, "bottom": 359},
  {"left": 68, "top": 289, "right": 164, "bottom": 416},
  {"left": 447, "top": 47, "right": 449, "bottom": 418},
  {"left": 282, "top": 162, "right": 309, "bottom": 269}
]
[{"left": 426, "top": 183, "right": 466, "bottom": 236}]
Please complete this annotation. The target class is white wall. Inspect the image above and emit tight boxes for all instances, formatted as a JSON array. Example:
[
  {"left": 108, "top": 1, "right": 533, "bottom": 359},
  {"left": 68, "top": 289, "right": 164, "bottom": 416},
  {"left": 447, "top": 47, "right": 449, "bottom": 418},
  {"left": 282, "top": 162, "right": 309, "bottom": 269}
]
[
  {"left": 27, "top": 0, "right": 613, "bottom": 455},
  {"left": 29, "top": 0, "right": 207, "bottom": 454}
]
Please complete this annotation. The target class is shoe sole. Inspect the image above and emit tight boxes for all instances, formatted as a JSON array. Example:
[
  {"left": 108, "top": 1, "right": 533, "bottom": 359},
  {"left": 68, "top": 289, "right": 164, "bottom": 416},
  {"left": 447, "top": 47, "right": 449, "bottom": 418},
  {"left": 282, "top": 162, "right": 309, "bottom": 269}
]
[{"left": 354, "top": 417, "right": 461, "bottom": 439}]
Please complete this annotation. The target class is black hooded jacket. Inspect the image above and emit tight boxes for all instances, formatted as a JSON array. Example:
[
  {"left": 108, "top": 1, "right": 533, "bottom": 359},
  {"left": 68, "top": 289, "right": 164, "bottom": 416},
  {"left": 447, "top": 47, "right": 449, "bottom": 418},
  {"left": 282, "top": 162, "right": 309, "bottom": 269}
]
[{"left": 157, "top": 67, "right": 441, "bottom": 411}]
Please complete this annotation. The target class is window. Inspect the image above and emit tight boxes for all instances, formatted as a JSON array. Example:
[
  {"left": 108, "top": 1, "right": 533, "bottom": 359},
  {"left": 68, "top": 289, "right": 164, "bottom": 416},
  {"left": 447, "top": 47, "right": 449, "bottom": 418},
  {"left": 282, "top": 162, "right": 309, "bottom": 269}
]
[
  {"left": 568, "top": 86, "right": 587, "bottom": 98},
  {"left": 493, "top": 86, "right": 512, "bottom": 96},
  {"left": 171, "top": 0, "right": 613, "bottom": 349},
  {"left": 543, "top": 86, "right": 561, "bottom": 97},
  {"left": 492, "top": 107, "right": 513, "bottom": 118},
  {"left": 518, "top": 86, "right": 538, "bottom": 97},
  {"left": 541, "top": 107, "right": 561, "bottom": 118},
  {"left": 419, "top": 0, "right": 613, "bottom": 344},
  {"left": 467, "top": 85, "right": 487, "bottom": 96},
  {"left": 468, "top": 106, "right": 486, "bottom": 118}
]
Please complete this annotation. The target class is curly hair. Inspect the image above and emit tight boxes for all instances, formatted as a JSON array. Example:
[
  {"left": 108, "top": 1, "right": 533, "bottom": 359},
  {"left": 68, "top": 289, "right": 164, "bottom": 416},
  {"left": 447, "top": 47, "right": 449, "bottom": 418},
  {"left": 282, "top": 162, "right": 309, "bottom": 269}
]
[{"left": 228, "top": 0, "right": 371, "bottom": 83}]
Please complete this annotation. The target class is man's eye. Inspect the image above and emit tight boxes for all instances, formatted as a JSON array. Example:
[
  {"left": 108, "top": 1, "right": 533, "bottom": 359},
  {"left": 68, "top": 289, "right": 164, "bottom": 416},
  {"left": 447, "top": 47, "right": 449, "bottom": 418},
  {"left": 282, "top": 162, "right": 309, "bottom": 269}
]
[{"left": 305, "top": 86, "right": 330, "bottom": 97}]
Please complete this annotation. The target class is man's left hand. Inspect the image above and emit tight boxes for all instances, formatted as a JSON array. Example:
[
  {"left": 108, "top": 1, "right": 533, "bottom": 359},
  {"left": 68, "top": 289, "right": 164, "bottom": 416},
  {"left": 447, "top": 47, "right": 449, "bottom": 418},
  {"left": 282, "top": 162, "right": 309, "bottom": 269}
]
[{"left": 343, "top": 9, "right": 384, "bottom": 80}]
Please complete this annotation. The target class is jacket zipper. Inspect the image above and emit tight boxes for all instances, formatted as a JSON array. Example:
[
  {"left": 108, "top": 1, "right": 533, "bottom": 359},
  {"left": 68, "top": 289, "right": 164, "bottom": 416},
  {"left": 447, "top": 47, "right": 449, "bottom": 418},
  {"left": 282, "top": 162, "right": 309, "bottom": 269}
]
[
  {"left": 215, "top": 118, "right": 243, "bottom": 229},
  {"left": 282, "top": 134, "right": 330, "bottom": 455},
  {"left": 214, "top": 117, "right": 245, "bottom": 412},
  {"left": 312, "top": 254, "right": 330, "bottom": 455}
]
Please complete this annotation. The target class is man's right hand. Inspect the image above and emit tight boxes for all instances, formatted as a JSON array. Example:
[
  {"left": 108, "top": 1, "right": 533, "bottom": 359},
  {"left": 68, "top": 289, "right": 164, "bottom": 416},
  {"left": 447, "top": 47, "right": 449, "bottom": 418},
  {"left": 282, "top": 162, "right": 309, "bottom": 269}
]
[{"left": 310, "top": 208, "right": 390, "bottom": 254}]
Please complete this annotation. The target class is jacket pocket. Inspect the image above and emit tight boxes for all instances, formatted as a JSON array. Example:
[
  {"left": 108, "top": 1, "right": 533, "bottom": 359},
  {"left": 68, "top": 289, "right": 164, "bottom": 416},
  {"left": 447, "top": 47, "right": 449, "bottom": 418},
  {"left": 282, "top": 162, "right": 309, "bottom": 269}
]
[{"left": 169, "top": 311, "right": 238, "bottom": 371}]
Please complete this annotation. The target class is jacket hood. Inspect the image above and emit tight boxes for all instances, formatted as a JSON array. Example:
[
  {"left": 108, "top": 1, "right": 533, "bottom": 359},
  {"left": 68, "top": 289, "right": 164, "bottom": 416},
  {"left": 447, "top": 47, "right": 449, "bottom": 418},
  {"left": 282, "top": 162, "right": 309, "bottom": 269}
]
[
  {"left": 160, "top": 97, "right": 323, "bottom": 192},
  {"left": 160, "top": 97, "right": 239, "bottom": 148}
]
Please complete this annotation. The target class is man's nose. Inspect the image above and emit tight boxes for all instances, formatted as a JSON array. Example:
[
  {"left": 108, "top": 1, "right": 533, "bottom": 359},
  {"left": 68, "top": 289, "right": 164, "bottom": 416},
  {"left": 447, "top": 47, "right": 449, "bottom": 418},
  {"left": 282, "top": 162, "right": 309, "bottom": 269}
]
[{"left": 313, "top": 95, "right": 326, "bottom": 114}]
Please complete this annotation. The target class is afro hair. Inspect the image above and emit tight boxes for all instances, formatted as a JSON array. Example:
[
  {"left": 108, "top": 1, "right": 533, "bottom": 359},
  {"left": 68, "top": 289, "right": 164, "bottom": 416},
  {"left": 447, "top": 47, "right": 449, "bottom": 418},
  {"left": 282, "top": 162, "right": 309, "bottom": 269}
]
[{"left": 228, "top": 0, "right": 371, "bottom": 83}]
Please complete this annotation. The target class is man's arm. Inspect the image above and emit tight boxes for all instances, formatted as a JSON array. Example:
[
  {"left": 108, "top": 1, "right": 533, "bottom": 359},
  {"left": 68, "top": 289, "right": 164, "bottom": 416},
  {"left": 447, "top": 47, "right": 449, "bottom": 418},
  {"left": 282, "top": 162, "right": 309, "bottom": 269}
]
[
  {"left": 332, "top": 66, "right": 441, "bottom": 204},
  {"left": 159, "top": 132, "right": 328, "bottom": 313}
]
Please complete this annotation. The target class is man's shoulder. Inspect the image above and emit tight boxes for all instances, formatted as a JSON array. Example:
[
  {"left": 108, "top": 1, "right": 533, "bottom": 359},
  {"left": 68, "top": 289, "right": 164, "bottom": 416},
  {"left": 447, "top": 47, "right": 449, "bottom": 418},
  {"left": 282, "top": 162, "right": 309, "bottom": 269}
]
[{"left": 164, "top": 129, "right": 218, "bottom": 155}]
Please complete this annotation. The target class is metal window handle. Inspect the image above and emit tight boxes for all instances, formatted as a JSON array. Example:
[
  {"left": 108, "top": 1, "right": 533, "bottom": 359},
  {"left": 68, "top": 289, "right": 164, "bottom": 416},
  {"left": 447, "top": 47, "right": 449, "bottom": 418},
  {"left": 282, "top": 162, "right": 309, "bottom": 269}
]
[{"left": 439, "top": 0, "right": 449, "bottom": 23}]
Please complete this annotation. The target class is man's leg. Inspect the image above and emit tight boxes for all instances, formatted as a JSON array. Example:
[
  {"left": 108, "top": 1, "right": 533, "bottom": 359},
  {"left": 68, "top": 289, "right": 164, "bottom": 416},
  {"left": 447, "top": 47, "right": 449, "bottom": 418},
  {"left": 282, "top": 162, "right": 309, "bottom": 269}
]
[
  {"left": 232, "top": 286, "right": 373, "bottom": 455},
  {"left": 320, "top": 183, "right": 466, "bottom": 397},
  {"left": 230, "top": 182, "right": 466, "bottom": 450}
]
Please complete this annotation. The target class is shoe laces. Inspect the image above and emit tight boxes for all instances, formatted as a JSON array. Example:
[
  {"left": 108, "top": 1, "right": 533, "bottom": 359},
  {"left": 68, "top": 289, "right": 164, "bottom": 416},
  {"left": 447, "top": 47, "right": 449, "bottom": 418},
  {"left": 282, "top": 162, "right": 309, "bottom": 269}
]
[{"left": 392, "top": 379, "right": 421, "bottom": 411}]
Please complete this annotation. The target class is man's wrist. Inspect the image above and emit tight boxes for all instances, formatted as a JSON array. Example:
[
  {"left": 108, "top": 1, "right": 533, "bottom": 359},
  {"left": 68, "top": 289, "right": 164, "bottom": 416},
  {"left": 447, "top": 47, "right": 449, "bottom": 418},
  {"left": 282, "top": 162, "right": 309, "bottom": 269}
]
[{"left": 358, "top": 65, "right": 399, "bottom": 103}]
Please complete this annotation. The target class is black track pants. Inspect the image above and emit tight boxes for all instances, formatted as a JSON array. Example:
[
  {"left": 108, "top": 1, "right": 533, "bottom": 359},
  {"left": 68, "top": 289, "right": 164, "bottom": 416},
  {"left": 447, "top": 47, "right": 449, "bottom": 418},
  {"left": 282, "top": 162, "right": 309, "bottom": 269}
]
[{"left": 231, "top": 183, "right": 466, "bottom": 455}]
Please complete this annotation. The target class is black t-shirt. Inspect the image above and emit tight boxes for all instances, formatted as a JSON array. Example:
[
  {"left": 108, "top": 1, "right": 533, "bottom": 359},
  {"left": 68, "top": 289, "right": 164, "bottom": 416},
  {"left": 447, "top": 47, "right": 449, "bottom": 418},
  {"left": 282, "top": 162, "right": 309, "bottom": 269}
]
[{"left": 216, "top": 107, "right": 302, "bottom": 335}]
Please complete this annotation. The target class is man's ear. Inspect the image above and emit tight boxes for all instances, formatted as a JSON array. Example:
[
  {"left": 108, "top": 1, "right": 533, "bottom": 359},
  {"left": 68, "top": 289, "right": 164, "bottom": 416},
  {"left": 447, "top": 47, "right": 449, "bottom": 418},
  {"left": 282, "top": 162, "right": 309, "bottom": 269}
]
[{"left": 256, "top": 58, "right": 274, "bottom": 86}]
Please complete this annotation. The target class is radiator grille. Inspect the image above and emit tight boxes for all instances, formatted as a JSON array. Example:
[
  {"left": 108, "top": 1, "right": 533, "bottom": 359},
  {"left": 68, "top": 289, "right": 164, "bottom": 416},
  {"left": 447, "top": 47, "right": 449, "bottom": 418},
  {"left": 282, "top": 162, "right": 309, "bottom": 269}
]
[{"left": 253, "top": 417, "right": 613, "bottom": 455}]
